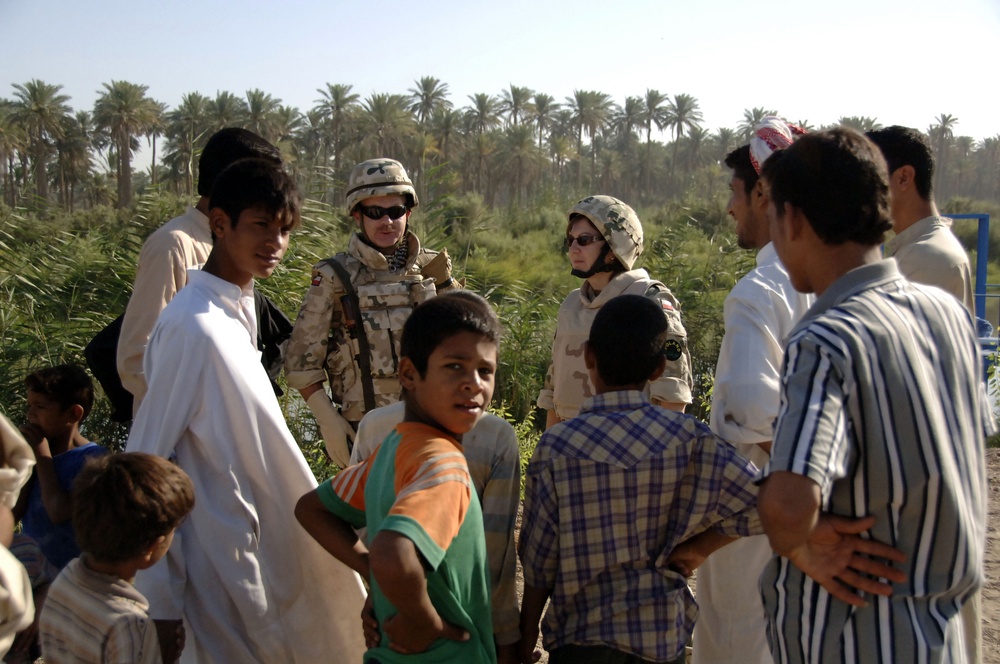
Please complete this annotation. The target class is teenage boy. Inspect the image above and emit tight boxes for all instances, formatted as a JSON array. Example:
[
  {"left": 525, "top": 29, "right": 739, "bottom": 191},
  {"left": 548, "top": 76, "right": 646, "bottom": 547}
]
[
  {"left": 350, "top": 401, "right": 522, "bottom": 663},
  {"left": 694, "top": 118, "right": 812, "bottom": 664},
  {"left": 125, "top": 159, "right": 366, "bottom": 663},
  {"left": 117, "top": 128, "right": 283, "bottom": 416},
  {"left": 866, "top": 125, "right": 975, "bottom": 314},
  {"left": 519, "top": 294, "right": 762, "bottom": 664},
  {"left": 758, "top": 127, "right": 990, "bottom": 663},
  {"left": 16, "top": 364, "right": 107, "bottom": 569},
  {"left": 296, "top": 291, "right": 501, "bottom": 664},
  {"left": 39, "top": 453, "right": 195, "bottom": 664}
]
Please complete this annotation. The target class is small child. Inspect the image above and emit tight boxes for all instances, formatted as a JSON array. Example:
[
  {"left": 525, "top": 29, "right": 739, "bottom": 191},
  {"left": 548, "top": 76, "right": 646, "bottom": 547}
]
[
  {"left": 15, "top": 364, "right": 107, "bottom": 570},
  {"left": 519, "top": 294, "right": 762, "bottom": 664},
  {"left": 297, "top": 291, "right": 501, "bottom": 664},
  {"left": 39, "top": 452, "right": 194, "bottom": 664}
]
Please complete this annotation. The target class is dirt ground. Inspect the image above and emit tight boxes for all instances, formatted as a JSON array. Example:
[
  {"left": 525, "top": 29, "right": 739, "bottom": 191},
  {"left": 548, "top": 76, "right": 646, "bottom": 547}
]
[{"left": 518, "top": 447, "right": 1000, "bottom": 663}]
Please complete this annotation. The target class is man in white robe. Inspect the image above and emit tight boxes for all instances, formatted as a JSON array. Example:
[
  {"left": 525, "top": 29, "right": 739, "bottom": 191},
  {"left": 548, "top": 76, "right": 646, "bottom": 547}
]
[{"left": 126, "top": 159, "right": 366, "bottom": 663}]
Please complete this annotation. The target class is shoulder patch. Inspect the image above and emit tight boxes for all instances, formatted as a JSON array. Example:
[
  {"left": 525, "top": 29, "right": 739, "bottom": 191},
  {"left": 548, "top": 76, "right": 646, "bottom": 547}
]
[
  {"left": 661, "top": 300, "right": 674, "bottom": 312},
  {"left": 664, "top": 339, "right": 683, "bottom": 361},
  {"left": 312, "top": 274, "right": 323, "bottom": 286}
]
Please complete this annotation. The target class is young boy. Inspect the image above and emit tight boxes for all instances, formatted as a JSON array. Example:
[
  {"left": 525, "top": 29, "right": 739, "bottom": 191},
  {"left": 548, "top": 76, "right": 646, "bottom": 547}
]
[
  {"left": 350, "top": 401, "right": 522, "bottom": 663},
  {"left": 15, "top": 364, "right": 107, "bottom": 570},
  {"left": 39, "top": 453, "right": 195, "bottom": 664},
  {"left": 125, "top": 158, "right": 366, "bottom": 662},
  {"left": 296, "top": 291, "right": 501, "bottom": 664},
  {"left": 519, "top": 294, "right": 761, "bottom": 664}
]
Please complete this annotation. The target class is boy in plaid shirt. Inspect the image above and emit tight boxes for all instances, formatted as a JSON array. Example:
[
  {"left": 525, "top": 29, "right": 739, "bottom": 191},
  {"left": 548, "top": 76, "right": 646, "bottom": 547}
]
[{"left": 519, "top": 294, "right": 761, "bottom": 664}]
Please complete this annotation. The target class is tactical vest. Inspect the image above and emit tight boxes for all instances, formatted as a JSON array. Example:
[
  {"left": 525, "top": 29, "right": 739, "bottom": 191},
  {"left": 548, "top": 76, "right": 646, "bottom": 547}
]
[{"left": 321, "top": 252, "right": 437, "bottom": 422}]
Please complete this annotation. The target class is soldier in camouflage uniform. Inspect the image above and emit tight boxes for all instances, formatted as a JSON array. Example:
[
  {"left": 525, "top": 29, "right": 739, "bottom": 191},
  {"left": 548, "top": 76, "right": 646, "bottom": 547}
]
[
  {"left": 538, "top": 195, "right": 693, "bottom": 428},
  {"left": 285, "top": 158, "right": 455, "bottom": 465}
]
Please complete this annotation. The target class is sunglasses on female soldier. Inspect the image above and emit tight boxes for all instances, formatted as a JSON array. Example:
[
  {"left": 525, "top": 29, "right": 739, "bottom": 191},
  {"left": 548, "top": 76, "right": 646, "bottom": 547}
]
[
  {"left": 359, "top": 204, "right": 408, "bottom": 221},
  {"left": 564, "top": 234, "right": 604, "bottom": 249}
]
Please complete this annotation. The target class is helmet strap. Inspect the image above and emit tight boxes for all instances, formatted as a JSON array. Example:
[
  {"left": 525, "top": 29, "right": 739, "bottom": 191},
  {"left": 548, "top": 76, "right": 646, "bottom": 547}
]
[{"left": 570, "top": 242, "right": 616, "bottom": 279}]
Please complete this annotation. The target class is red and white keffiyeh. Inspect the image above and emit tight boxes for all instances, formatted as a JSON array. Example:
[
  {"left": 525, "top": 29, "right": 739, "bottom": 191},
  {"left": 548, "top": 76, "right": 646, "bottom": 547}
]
[{"left": 750, "top": 116, "right": 806, "bottom": 174}]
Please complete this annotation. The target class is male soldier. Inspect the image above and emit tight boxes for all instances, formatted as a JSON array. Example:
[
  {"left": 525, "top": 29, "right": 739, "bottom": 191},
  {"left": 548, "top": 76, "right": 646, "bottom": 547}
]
[
  {"left": 758, "top": 127, "right": 990, "bottom": 663},
  {"left": 284, "top": 158, "right": 455, "bottom": 466},
  {"left": 693, "top": 117, "right": 812, "bottom": 664},
  {"left": 866, "top": 126, "right": 975, "bottom": 315},
  {"left": 117, "top": 128, "right": 283, "bottom": 416}
]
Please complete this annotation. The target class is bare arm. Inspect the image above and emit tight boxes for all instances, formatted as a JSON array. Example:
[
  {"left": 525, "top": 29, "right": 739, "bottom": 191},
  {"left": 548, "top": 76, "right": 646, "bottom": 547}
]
[
  {"left": 666, "top": 529, "right": 739, "bottom": 577},
  {"left": 368, "top": 530, "right": 468, "bottom": 654},
  {"left": 297, "top": 382, "right": 324, "bottom": 402},
  {"left": 18, "top": 425, "right": 73, "bottom": 523},
  {"left": 295, "top": 489, "right": 370, "bottom": 578},
  {"left": 758, "top": 471, "right": 907, "bottom": 606},
  {"left": 518, "top": 583, "right": 549, "bottom": 664}
]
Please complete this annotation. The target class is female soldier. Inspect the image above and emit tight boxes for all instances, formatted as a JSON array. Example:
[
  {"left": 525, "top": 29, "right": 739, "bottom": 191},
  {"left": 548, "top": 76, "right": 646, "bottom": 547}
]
[
  {"left": 537, "top": 195, "right": 693, "bottom": 428},
  {"left": 285, "top": 159, "right": 455, "bottom": 465}
]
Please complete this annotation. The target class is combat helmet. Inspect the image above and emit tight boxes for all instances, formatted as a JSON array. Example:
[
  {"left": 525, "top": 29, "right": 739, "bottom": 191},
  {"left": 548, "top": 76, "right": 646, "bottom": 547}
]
[
  {"left": 567, "top": 195, "right": 643, "bottom": 277},
  {"left": 345, "top": 158, "right": 419, "bottom": 212}
]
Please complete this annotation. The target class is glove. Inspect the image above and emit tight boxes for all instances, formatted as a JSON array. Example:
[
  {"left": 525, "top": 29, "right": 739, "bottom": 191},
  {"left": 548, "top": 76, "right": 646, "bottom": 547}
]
[
  {"left": 420, "top": 249, "right": 454, "bottom": 289},
  {"left": 306, "top": 391, "right": 355, "bottom": 468}
]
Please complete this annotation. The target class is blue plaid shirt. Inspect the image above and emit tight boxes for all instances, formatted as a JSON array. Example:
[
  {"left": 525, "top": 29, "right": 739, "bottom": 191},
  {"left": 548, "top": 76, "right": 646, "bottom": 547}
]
[{"left": 519, "top": 391, "right": 761, "bottom": 662}]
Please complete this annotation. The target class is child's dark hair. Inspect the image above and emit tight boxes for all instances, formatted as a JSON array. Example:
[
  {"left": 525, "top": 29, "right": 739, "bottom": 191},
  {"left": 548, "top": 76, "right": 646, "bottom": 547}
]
[
  {"left": 209, "top": 158, "right": 301, "bottom": 232},
  {"left": 73, "top": 453, "right": 195, "bottom": 564},
  {"left": 588, "top": 295, "right": 668, "bottom": 386},
  {"left": 25, "top": 364, "right": 94, "bottom": 421},
  {"left": 197, "top": 127, "right": 281, "bottom": 197},
  {"left": 761, "top": 128, "right": 893, "bottom": 247},
  {"left": 400, "top": 291, "right": 501, "bottom": 376}
]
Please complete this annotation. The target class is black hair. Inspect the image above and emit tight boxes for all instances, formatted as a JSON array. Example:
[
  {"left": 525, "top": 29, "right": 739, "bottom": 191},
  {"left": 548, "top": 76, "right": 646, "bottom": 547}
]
[
  {"left": 25, "top": 363, "right": 94, "bottom": 421},
  {"left": 865, "top": 125, "right": 935, "bottom": 200},
  {"left": 724, "top": 144, "right": 758, "bottom": 195},
  {"left": 209, "top": 158, "right": 301, "bottom": 232},
  {"left": 73, "top": 453, "right": 195, "bottom": 564},
  {"left": 588, "top": 294, "right": 668, "bottom": 387},
  {"left": 197, "top": 128, "right": 281, "bottom": 197},
  {"left": 762, "top": 128, "right": 893, "bottom": 247},
  {"left": 400, "top": 291, "right": 501, "bottom": 377}
]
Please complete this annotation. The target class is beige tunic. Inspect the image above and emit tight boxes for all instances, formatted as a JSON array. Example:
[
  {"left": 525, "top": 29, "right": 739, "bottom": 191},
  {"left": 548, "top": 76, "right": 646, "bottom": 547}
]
[{"left": 884, "top": 215, "right": 975, "bottom": 316}]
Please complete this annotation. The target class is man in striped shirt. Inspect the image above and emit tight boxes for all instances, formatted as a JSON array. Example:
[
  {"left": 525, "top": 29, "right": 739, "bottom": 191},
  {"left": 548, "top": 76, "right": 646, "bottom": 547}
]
[{"left": 757, "top": 127, "right": 993, "bottom": 664}]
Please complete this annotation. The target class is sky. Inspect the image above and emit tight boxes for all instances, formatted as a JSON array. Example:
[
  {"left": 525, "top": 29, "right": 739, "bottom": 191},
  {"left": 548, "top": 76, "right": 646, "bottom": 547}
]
[{"left": 2, "top": 0, "right": 999, "bottom": 168}]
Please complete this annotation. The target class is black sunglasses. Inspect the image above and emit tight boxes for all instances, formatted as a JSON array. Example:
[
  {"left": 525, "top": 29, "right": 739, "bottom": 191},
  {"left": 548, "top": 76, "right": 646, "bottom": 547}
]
[
  {"left": 564, "top": 234, "right": 604, "bottom": 249},
  {"left": 359, "top": 204, "right": 408, "bottom": 221}
]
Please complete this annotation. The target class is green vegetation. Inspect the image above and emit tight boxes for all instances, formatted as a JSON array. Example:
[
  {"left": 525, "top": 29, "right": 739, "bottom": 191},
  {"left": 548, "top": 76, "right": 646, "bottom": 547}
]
[{"left": 2, "top": 77, "right": 998, "bottom": 478}]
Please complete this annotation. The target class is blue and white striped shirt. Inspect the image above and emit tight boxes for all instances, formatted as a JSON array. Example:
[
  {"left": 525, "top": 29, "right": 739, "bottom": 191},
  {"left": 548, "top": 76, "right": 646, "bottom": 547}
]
[{"left": 761, "top": 259, "right": 994, "bottom": 664}]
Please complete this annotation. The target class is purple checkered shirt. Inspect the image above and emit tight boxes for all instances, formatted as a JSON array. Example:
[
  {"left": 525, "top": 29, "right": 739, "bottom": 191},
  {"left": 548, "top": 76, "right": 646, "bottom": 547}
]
[{"left": 519, "top": 390, "right": 761, "bottom": 662}]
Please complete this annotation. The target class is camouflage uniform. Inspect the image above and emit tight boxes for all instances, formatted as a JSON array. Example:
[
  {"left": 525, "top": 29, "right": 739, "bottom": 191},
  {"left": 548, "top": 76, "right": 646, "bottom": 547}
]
[
  {"left": 285, "top": 231, "right": 453, "bottom": 423},
  {"left": 537, "top": 195, "right": 693, "bottom": 420}
]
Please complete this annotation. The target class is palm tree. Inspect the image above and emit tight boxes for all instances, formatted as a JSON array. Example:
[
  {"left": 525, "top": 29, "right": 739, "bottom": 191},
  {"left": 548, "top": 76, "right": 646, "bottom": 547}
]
[
  {"left": 245, "top": 89, "right": 282, "bottom": 143},
  {"left": 407, "top": 77, "right": 451, "bottom": 127},
  {"left": 93, "top": 80, "right": 160, "bottom": 208},
  {"left": 664, "top": 93, "right": 703, "bottom": 181},
  {"left": 837, "top": 116, "right": 881, "bottom": 132},
  {"left": 929, "top": 113, "right": 958, "bottom": 196},
  {"left": 497, "top": 124, "right": 542, "bottom": 206},
  {"left": 205, "top": 91, "right": 248, "bottom": 133},
  {"left": 499, "top": 85, "right": 533, "bottom": 128},
  {"left": 642, "top": 89, "right": 669, "bottom": 196},
  {"left": 527, "top": 93, "right": 558, "bottom": 150},
  {"left": 565, "top": 89, "right": 613, "bottom": 188},
  {"left": 165, "top": 92, "right": 209, "bottom": 196},
  {"left": 430, "top": 108, "right": 462, "bottom": 162},
  {"left": 465, "top": 93, "right": 502, "bottom": 135},
  {"left": 145, "top": 101, "right": 166, "bottom": 187},
  {"left": 361, "top": 93, "right": 413, "bottom": 157},
  {"left": 55, "top": 111, "right": 95, "bottom": 211},
  {"left": 9, "top": 79, "right": 71, "bottom": 203},
  {"left": 737, "top": 107, "right": 776, "bottom": 142},
  {"left": 0, "top": 99, "right": 29, "bottom": 207},
  {"left": 314, "top": 83, "right": 360, "bottom": 175},
  {"left": 713, "top": 127, "right": 737, "bottom": 162}
]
